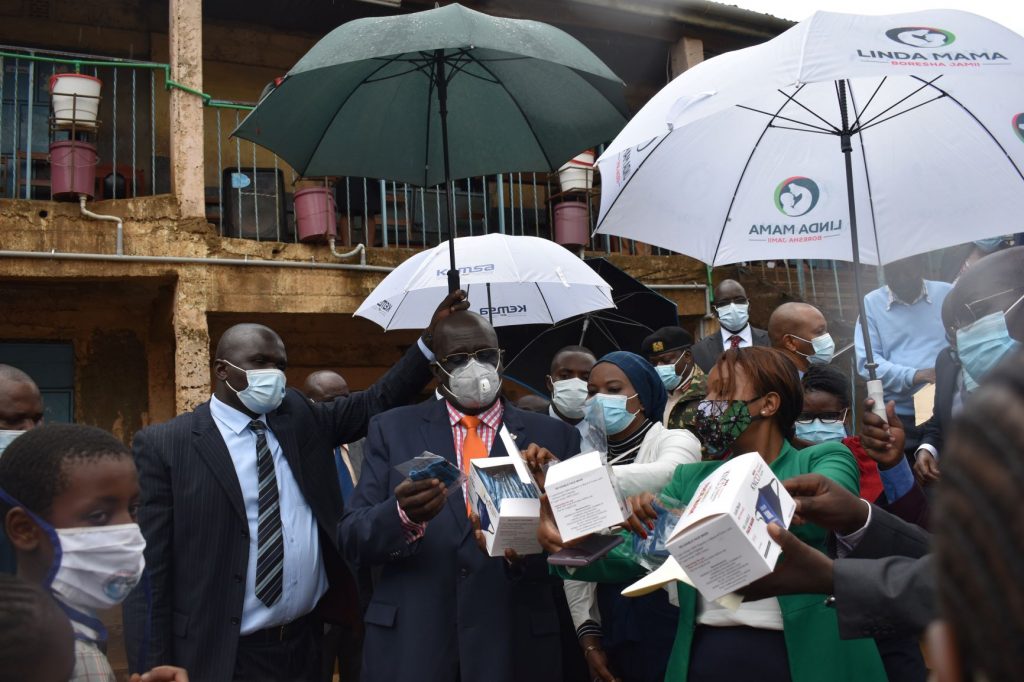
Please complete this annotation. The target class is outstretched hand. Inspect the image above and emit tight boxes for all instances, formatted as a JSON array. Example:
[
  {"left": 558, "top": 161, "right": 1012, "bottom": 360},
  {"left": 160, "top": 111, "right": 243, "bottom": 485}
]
[
  {"left": 424, "top": 289, "right": 469, "bottom": 350},
  {"left": 739, "top": 524, "right": 834, "bottom": 600},
  {"left": 783, "top": 473, "right": 869, "bottom": 535}
]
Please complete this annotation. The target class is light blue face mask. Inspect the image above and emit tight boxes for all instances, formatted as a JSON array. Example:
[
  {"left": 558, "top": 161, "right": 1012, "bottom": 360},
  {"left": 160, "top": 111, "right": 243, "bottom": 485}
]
[
  {"left": 791, "top": 332, "right": 836, "bottom": 365},
  {"left": 717, "top": 303, "right": 750, "bottom": 334},
  {"left": 974, "top": 237, "right": 1007, "bottom": 253},
  {"left": 957, "top": 299, "right": 1022, "bottom": 393},
  {"left": 656, "top": 364, "right": 682, "bottom": 391},
  {"left": 591, "top": 393, "right": 640, "bottom": 436},
  {"left": 794, "top": 419, "right": 847, "bottom": 443}
]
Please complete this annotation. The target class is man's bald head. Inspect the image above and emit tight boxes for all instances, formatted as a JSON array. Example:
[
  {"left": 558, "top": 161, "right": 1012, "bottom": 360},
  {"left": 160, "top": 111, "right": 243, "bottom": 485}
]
[
  {"left": 944, "top": 246, "right": 1024, "bottom": 340},
  {"left": 768, "top": 302, "right": 828, "bottom": 371},
  {"left": 215, "top": 323, "right": 284, "bottom": 363},
  {"left": 715, "top": 279, "right": 747, "bottom": 304},
  {"left": 0, "top": 365, "right": 43, "bottom": 431},
  {"left": 432, "top": 311, "right": 499, "bottom": 360},
  {"left": 304, "top": 371, "right": 350, "bottom": 402}
]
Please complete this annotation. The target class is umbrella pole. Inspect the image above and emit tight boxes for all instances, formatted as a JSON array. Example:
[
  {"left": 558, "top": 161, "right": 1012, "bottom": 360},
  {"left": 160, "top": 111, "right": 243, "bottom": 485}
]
[
  {"left": 486, "top": 282, "right": 493, "bottom": 325},
  {"left": 838, "top": 80, "right": 885, "bottom": 417},
  {"left": 435, "top": 49, "right": 460, "bottom": 293}
]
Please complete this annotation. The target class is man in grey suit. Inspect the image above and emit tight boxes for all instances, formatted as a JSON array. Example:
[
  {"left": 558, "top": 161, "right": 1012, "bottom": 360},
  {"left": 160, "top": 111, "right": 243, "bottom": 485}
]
[
  {"left": 691, "top": 279, "right": 770, "bottom": 373},
  {"left": 124, "top": 292, "right": 466, "bottom": 682}
]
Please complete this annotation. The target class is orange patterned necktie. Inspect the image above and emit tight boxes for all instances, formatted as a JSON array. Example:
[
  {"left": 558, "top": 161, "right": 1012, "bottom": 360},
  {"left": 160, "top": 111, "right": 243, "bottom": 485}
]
[{"left": 460, "top": 414, "right": 487, "bottom": 514}]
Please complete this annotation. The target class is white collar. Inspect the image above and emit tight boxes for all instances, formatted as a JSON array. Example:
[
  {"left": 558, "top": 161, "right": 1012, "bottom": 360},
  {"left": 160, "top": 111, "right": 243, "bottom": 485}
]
[
  {"left": 720, "top": 324, "right": 753, "bottom": 346},
  {"left": 210, "top": 394, "right": 265, "bottom": 435}
]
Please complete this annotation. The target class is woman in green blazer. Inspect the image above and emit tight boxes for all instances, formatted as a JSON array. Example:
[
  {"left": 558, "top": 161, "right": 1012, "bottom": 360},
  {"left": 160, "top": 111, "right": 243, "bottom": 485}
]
[{"left": 542, "top": 347, "right": 887, "bottom": 682}]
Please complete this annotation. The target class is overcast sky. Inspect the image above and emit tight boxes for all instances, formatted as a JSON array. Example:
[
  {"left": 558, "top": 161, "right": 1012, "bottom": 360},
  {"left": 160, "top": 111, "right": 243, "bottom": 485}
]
[{"left": 730, "top": 1, "right": 1024, "bottom": 36}]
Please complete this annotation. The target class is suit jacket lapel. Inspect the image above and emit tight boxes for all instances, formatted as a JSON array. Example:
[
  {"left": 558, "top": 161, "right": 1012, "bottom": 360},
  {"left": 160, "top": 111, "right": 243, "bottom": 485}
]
[
  {"left": 419, "top": 400, "right": 469, "bottom": 533},
  {"left": 192, "top": 403, "right": 246, "bottom": 524}
]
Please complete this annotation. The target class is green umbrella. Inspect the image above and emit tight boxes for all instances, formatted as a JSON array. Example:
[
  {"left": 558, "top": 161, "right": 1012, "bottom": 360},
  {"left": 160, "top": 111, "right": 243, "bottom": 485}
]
[{"left": 233, "top": 2, "right": 628, "bottom": 291}]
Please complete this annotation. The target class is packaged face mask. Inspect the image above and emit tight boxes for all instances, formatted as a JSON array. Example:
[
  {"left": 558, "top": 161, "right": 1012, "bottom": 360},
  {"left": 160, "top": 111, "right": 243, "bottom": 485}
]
[
  {"left": 396, "top": 452, "right": 465, "bottom": 497},
  {"left": 630, "top": 495, "right": 683, "bottom": 571}
]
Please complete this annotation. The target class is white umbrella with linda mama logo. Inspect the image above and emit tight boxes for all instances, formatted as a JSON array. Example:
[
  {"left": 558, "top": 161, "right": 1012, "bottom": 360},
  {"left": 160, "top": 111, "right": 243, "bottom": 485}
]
[
  {"left": 355, "top": 233, "right": 614, "bottom": 330},
  {"left": 593, "top": 8, "right": 1024, "bottom": 411}
]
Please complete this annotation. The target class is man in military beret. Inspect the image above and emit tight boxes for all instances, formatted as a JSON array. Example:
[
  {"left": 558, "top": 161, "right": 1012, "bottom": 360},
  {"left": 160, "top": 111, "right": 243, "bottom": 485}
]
[{"left": 641, "top": 326, "right": 708, "bottom": 452}]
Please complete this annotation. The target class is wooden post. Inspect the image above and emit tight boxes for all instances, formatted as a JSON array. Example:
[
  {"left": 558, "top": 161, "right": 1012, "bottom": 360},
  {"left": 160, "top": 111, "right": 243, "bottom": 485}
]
[{"left": 669, "top": 36, "right": 704, "bottom": 80}]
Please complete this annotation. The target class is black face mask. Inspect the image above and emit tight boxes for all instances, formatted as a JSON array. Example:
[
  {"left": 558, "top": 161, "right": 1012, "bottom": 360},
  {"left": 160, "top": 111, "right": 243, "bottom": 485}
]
[{"left": 692, "top": 397, "right": 763, "bottom": 459}]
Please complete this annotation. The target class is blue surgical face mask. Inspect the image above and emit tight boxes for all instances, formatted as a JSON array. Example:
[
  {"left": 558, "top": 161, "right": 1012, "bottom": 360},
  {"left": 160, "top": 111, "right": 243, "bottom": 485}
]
[
  {"left": 957, "top": 299, "right": 1022, "bottom": 392},
  {"left": 591, "top": 393, "right": 640, "bottom": 436},
  {"left": 222, "top": 360, "right": 287, "bottom": 414},
  {"left": 656, "top": 364, "right": 682, "bottom": 391},
  {"left": 717, "top": 302, "right": 750, "bottom": 333},
  {"left": 794, "top": 419, "right": 847, "bottom": 443},
  {"left": 974, "top": 237, "right": 1006, "bottom": 253},
  {"left": 791, "top": 332, "right": 835, "bottom": 365}
]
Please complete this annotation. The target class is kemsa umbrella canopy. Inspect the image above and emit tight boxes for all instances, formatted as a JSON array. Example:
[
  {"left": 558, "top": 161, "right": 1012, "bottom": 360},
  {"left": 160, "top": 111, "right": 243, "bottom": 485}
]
[
  {"left": 355, "top": 234, "right": 615, "bottom": 330},
  {"left": 592, "top": 9, "right": 1024, "bottom": 402},
  {"left": 233, "top": 2, "right": 629, "bottom": 292}
]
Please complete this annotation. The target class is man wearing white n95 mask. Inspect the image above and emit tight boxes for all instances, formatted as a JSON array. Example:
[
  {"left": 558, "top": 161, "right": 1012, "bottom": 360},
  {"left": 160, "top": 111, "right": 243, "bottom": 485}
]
[
  {"left": 691, "top": 279, "right": 771, "bottom": 373},
  {"left": 545, "top": 345, "right": 596, "bottom": 439}
]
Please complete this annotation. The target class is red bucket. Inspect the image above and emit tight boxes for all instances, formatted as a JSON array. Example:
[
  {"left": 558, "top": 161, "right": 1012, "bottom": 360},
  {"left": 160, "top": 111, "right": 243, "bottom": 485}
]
[
  {"left": 553, "top": 202, "right": 589, "bottom": 248},
  {"left": 294, "top": 187, "right": 338, "bottom": 243},
  {"left": 49, "top": 140, "right": 98, "bottom": 200}
]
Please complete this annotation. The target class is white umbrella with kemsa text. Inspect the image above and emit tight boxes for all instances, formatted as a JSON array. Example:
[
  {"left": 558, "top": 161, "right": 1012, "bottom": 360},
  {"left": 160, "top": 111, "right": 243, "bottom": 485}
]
[
  {"left": 592, "top": 9, "right": 1024, "bottom": 410},
  {"left": 355, "top": 234, "right": 614, "bottom": 329}
]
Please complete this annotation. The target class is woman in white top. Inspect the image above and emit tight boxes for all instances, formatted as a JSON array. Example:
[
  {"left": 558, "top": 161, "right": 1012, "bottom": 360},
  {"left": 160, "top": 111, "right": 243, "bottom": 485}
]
[{"left": 566, "top": 351, "right": 700, "bottom": 682}]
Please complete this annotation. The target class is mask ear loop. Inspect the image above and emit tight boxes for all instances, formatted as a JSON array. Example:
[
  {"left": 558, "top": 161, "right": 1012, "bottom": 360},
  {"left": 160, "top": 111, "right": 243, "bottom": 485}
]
[{"left": 0, "top": 487, "right": 62, "bottom": 590}]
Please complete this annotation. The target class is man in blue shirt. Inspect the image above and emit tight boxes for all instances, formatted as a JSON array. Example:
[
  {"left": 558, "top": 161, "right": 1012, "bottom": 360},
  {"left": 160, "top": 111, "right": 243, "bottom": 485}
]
[{"left": 855, "top": 254, "right": 951, "bottom": 456}]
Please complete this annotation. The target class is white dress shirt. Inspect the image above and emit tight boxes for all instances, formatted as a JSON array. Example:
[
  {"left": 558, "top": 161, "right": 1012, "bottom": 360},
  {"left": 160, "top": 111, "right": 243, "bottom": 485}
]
[
  {"left": 548, "top": 404, "right": 589, "bottom": 440},
  {"left": 719, "top": 323, "right": 753, "bottom": 350},
  {"left": 210, "top": 395, "right": 328, "bottom": 634}
]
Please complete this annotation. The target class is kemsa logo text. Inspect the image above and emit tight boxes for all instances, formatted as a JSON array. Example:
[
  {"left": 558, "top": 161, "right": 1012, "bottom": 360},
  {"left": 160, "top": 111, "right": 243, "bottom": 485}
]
[
  {"left": 886, "top": 26, "right": 955, "bottom": 48},
  {"left": 436, "top": 263, "right": 496, "bottom": 277},
  {"left": 480, "top": 305, "right": 527, "bottom": 316}
]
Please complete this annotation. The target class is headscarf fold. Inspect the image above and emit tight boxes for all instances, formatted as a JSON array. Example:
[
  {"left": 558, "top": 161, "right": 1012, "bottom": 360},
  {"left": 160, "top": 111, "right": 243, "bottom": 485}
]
[{"left": 595, "top": 351, "right": 667, "bottom": 422}]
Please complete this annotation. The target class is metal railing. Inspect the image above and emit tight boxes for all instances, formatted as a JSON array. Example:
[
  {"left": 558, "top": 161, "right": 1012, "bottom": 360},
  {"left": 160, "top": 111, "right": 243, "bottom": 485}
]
[{"left": 0, "top": 45, "right": 669, "bottom": 256}]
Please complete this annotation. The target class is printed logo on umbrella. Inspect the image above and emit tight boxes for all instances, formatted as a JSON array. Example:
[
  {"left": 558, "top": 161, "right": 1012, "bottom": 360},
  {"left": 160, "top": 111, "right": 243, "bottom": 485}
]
[
  {"left": 885, "top": 27, "right": 956, "bottom": 48},
  {"left": 1014, "top": 113, "right": 1024, "bottom": 143},
  {"left": 774, "top": 177, "right": 820, "bottom": 218}
]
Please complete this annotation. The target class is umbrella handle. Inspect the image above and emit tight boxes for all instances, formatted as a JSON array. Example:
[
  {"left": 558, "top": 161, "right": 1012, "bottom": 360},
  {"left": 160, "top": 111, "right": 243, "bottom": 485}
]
[{"left": 865, "top": 380, "right": 887, "bottom": 420}]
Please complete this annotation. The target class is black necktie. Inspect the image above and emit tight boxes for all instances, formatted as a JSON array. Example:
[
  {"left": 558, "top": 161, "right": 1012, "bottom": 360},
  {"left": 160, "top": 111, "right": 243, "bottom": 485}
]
[{"left": 249, "top": 420, "right": 283, "bottom": 607}]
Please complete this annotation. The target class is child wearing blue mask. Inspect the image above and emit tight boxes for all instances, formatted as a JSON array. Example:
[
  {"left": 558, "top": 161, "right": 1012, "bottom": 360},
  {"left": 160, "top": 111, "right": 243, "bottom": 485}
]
[{"left": 0, "top": 424, "right": 189, "bottom": 682}]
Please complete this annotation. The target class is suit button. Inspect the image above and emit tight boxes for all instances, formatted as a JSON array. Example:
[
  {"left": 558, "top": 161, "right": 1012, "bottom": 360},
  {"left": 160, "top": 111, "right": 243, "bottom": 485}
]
[
  {"left": 230, "top": 617, "right": 240, "bottom": 625},
  {"left": 234, "top": 573, "right": 243, "bottom": 583},
  {"left": 459, "top": 568, "right": 469, "bottom": 578},
  {"left": 241, "top": 530, "right": 248, "bottom": 538}
]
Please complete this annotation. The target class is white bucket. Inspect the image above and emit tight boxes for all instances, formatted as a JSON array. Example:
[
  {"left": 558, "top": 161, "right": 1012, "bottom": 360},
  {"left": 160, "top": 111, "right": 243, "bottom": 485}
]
[
  {"left": 50, "top": 73, "right": 102, "bottom": 128},
  {"left": 558, "top": 149, "right": 595, "bottom": 192}
]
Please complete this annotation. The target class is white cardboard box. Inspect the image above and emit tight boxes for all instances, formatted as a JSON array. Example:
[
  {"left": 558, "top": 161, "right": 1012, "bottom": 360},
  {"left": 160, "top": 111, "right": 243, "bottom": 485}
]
[
  {"left": 469, "top": 457, "right": 542, "bottom": 557},
  {"left": 544, "top": 450, "right": 629, "bottom": 543},
  {"left": 665, "top": 452, "right": 796, "bottom": 602}
]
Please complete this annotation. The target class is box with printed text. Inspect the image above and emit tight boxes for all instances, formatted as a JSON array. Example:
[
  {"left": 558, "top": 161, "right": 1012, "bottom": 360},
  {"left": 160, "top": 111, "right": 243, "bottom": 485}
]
[{"left": 665, "top": 452, "right": 796, "bottom": 602}]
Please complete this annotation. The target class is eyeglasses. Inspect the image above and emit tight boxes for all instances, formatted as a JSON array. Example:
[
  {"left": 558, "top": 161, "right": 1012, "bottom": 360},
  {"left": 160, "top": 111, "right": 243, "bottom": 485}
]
[
  {"left": 795, "top": 409, "right": 848, "bottom": 425},
  {"left": 437, "top": 347, "right": 502, "bottom": 371},
  {"left": 948, "top": 286, "right": 1024, "bottom": 335}
]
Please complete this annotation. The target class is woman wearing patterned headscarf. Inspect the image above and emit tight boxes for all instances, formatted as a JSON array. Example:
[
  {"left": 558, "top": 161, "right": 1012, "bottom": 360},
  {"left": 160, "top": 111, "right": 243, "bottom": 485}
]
[{"left": 565, "top": 351, "right": 701, "bottom": 682}]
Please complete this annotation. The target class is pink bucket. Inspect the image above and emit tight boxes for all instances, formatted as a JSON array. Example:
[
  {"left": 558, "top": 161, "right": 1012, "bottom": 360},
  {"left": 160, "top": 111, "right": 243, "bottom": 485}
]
[
  {"left": 553, "top": 202, "right": 589, "bottom": 247},
  {"left": 294, "top": 187, "right": 338, "bottom": 243},
  {"left": 49, "top": 140, "right": 97, "bottom": 200}
]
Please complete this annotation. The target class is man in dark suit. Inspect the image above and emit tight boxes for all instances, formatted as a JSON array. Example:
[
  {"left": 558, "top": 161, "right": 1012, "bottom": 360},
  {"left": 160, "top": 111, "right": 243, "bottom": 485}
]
[
  {"left": 912, "top": 247, "right": 1024, "bottom": 485},
  {"left": 340, "top": 311, "right": 580, "bottom": 682},
  {"left": 691, "top": 279, "right": 770, "bottom": 373},
  {"left": 124, "top": 292, "right": 466, "bottom": 682}
]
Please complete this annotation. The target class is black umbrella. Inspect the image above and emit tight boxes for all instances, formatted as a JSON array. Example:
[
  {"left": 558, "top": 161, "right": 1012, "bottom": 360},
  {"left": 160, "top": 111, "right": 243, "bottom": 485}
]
[{"left": 498, "top": 258, "right": 679, "bottom": 395}]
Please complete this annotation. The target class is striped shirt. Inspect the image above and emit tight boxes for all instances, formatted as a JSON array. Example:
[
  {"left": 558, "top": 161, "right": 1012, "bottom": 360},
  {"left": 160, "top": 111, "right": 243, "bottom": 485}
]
[{"left": 398, "top": 400, "right": 504, "bottom": 541}]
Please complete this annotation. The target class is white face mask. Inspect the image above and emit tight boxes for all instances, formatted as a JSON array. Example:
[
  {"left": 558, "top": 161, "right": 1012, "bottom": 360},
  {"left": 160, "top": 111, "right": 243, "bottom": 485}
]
[
  {"left": 0, "top": 429, "right": 25, "bottom": 458},
  {"left": 50, "top": 524, "right": 147, "bottom": 612},
  {"left": 222, "top": 360, "right": 287, "bottom": 414},
  {"left": 549, "top": 377, "right": 589, "bottom": 419},
  {"left": 439, "top": 359, "right": 501, "bottom": 410}
]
